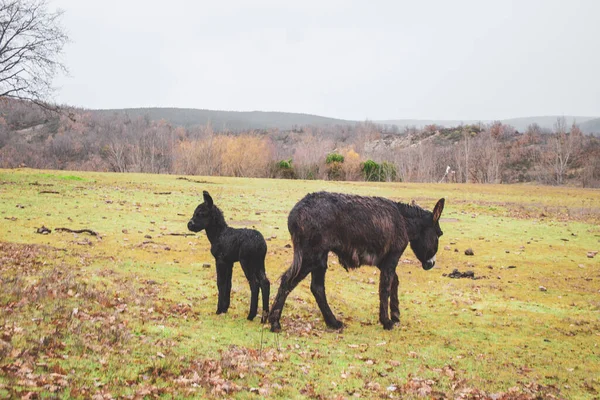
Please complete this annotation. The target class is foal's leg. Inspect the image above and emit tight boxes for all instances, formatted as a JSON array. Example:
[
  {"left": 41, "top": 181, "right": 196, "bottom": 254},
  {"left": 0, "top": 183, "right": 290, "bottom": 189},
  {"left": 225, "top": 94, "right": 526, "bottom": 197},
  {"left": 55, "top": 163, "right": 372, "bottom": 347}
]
[
  {"left": 216, "top": 260, "right": 233, "bottom": 314},
  {"left": 269, "top": 251, "right": 312, "bottom": 332},
  {"left": 224, "top": 263, "right": 233, "bottom": 311},
  {"left": 390, "top": 272, "right": 400, "bottom": 323},
  {"left": 258, "top": 264, "right": 271, "bottom": 323},
  {"left": 240, "top": 258, "right": 260, "bottom": 321},
  {"left": 377, "top": 253, "right": 400, "bottom": 330}
]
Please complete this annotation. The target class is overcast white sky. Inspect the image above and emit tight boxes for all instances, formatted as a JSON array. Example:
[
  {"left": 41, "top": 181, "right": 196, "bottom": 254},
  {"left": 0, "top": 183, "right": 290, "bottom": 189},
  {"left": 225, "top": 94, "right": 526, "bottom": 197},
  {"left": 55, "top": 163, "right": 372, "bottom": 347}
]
[{"left": 50, "top": 0, "right": 600, "bottom": 121}]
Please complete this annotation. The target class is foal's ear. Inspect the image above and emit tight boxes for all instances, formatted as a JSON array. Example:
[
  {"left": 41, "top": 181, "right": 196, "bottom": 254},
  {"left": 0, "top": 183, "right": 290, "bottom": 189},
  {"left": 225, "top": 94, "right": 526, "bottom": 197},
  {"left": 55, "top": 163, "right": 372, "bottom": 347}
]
[
  {"left": 203, "top": 190, "right": 213, "bottom": 208},
  {"left": 432, "top": 198, "right": 445, "bottom": 223}
]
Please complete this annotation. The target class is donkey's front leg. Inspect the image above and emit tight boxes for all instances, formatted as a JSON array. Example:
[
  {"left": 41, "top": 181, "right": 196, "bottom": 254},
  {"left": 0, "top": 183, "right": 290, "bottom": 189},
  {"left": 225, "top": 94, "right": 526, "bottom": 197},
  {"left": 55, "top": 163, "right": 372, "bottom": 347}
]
[
  {"left": 378, "top": 253, "right": 401, "bottom": 330},
  {"left": 216, "top": 260, "right": 233, "bottom": 314},
  {"left": 378, "top": 268, "right": 395, "bottom": 330}
]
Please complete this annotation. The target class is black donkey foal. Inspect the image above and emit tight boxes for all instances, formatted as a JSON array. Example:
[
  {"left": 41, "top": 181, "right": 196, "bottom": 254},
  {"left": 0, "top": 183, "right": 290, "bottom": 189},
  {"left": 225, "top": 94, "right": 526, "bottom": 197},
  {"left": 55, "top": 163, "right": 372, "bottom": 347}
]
[{"left": 188, "top": 191, "right": 270, "bottom": 322}]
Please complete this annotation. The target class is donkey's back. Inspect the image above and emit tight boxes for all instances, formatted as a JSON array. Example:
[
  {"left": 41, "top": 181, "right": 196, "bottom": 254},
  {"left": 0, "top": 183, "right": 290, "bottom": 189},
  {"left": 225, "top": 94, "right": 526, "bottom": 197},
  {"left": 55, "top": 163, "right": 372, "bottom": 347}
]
[{"left": 288, "top": 192, "right": 408, "bottom": 269}]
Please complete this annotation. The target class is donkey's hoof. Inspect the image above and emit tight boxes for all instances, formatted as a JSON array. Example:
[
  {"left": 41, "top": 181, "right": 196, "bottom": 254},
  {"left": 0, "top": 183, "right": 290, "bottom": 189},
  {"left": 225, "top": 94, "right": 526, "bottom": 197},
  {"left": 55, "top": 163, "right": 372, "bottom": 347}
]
[
  {"left": 382, "top": 320, "right": 395, "bottom": 330},
  {"left": 247, "top": 313, "right": 257, "bottom": 321},
  {"left": 391, "top": 315, "right": 400, "bottom": 323},
  {"left": 270, "top": 322, "right": 281, "bottom": 332},
  {"left": 216, "top": 309, "right": 226, "bottom": 315},
  {"left": 326, "top": 320, "right": 344, "bottom": 330}
]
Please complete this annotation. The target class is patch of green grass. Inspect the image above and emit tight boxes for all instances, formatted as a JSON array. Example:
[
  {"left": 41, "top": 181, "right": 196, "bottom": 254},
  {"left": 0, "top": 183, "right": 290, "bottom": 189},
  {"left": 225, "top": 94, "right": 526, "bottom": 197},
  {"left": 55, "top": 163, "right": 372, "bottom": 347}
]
[
  {"left": 1, "top": 168, "right": 599, "bottom": 399},
  {"left": 28, "top": 171, "right": 88, "bottom": 181}
]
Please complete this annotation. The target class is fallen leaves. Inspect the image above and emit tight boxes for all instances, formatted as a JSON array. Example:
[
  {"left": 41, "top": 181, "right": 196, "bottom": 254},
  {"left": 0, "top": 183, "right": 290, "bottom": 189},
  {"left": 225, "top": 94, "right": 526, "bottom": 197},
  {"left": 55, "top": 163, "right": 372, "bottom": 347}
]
[
  {"left": 172, "top": 345, "right": 287, "bottom": 397},
  {"left": 0, "top": 358, "right": 70, "bottom": 397},
  {"left": 401, "top": 377, "right": 437, "bottom": 397},
  {"left": 0, "top": 339, "right": 12, "bottom": 357},
  {"left": 380, "top": 369, "right": 562, "bottom": 400}
]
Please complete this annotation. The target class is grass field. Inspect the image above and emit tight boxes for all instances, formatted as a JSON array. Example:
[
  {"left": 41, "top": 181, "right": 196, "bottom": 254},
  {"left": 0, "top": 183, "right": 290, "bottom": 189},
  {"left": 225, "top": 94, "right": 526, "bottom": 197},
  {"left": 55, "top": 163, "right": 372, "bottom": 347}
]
[{"left": 1, "top": 168, "right": 599, "bottom": 399}]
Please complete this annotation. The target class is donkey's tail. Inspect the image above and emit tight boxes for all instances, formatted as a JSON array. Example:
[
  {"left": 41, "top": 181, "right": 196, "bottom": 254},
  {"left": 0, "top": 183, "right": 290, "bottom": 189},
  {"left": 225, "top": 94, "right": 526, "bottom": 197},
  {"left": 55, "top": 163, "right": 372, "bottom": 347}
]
[{"left": 289, "top": 235, "right": 303, "bottom": 279}]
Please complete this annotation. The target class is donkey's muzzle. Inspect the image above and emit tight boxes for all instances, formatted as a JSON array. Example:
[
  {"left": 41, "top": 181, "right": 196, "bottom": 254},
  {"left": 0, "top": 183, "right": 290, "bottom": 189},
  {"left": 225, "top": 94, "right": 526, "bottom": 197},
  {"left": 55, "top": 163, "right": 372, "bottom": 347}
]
[
  {"left": 422, "top": 260, "right": 435, "bottom": 270},
  {"left": 422, "top": 255, "right": 436, "bottom": 270}
]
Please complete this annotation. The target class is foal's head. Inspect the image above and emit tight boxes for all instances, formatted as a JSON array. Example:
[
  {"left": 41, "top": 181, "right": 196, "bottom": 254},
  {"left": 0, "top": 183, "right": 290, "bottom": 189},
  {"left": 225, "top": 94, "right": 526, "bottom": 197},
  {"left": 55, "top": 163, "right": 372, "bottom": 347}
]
[
  {"left": 187, "top": 191, "right": 217, "bottom": 233},
  {"left": 409, "top": 198, "right": 445, "bottom": 270}
]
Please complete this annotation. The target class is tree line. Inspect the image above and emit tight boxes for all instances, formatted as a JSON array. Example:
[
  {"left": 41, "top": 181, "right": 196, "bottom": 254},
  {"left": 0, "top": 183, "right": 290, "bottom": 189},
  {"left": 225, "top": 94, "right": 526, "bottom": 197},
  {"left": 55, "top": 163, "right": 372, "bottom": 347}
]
[{"left": 1, "top": 100, "right": 599, "bottom": 187}]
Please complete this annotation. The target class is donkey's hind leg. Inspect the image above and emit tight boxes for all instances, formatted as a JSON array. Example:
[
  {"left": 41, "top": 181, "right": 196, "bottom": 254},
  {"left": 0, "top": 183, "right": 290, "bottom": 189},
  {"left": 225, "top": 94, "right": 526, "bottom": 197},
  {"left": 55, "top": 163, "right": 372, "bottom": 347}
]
[
  {"left": 269, "top": 254, "right": 312, "bottom": 332},
  {"left": 310, "top": 253, "right": 343, "bottom": 330}
]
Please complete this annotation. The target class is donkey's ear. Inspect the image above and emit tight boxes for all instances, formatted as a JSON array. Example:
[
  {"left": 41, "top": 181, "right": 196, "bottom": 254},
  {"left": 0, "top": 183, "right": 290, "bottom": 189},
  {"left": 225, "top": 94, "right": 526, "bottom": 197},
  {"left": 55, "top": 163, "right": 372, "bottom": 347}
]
[
  {"left": 432, "top": 198, "right": 445, "bottom": 223},
  {"left": 203, "top": 190, "right": 213, "bottom": 208}
]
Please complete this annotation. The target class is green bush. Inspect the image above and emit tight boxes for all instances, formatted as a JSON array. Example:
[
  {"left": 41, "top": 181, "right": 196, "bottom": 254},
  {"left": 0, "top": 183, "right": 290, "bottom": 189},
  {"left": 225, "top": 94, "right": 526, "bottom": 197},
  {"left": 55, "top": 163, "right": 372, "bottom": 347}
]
[
  {"left": 380, "top": 161, "right": 397, "bottom": 182},
  {"left": 276, "top": 159, "right": 291, "bottom": 169},
  {"left": 274, "top": 159, "right": 295, "bottom": 179},
  {"left": 361, "top": 159, "right": 380, "bottom": 181},
  {"left": 327, "top": 162, "right": 344, "bottom": 180},
  {"left": 325, "top": 153, "right": 344, "bottom": 164},
  {"left": 361, "top": 160, "right": 398, "bottom": 182},
  {"left": 325, "top": 153, "right": 345, "bottom": 180}
]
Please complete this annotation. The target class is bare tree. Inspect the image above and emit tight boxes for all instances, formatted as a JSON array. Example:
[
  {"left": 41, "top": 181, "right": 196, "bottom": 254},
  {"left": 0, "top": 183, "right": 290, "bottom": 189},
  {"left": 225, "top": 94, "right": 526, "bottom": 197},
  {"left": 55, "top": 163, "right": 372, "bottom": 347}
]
[
  {"left": 391, "top": 147, "right": 414, "bottom": 182},
  {"left": 0, "top": 0, "right": 68, "bottom": 106},
  {"left": 0, "top": 116, "right": 8, "bottom": 148},
  {"left": 462, "top": 128, "right": 472, "bottom": 183},
  {"left": 293, "top": 134, "right": 332, "bottom": 179},
  {"left": 416, "top": 142, "right": 435, "bottom": 182},
  {"left": 545, "top": 117, "right": 582, "bottom": 185},
  {"left": 470, "top": 131, "right": 501, "bottom": 183},
  {"left": 130, "top": 120, "right": 173, "bottom": 174},
  {"left": 104, "top": 128, "right": 131, "bottom": 172},
  {"left": 581, "top": 137, "right": 600, "bottom": 188},
  {"left": 195, "top": 125, "right": 224, "bottom": 176}
]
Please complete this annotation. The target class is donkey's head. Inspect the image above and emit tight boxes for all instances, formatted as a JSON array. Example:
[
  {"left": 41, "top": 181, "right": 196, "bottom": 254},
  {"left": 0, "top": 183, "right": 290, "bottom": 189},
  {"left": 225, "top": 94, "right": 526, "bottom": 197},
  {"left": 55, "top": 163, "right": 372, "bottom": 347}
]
[
  {"left": 409, "top": 198, "right": 445, "bottom": 270},
  {"left": 187, "top": 190, "right": 216, "bottom": 232}
]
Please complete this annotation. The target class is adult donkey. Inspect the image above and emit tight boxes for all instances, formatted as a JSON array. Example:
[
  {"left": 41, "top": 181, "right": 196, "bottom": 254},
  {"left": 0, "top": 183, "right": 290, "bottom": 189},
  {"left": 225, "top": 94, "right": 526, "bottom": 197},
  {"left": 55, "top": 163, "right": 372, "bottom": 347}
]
[{"left": 269, "top": 191, "right": 444, "bottom": 332}]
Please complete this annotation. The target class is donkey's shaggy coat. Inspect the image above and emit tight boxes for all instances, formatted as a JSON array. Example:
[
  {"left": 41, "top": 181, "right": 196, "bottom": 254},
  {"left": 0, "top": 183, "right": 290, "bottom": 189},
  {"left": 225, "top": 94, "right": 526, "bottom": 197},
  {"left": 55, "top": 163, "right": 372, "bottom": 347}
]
[{"left": 269, "top": 191, "right": 444, "bottom": 331}]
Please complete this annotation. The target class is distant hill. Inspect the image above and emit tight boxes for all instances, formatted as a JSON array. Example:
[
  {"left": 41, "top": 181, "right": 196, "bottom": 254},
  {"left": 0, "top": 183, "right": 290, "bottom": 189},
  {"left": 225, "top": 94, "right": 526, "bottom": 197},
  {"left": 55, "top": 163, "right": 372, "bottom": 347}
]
[
  {"left": 86, "top": 106, "right": 600, "bottom": 135},
  {"left": 580, "top": 118, "right": 600, "bottom": 135},
  {"left": 91, "top": 108, "right": 356, "bottom": 131},
  {"left": 378, "top": 116, "right": 598, "bottom": 132},
  {"left": 377, "top": 119, "right": 481, "bottom": 128},
  {"left": 501, "top": 116, "right": 597, "bottom": 132}
]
